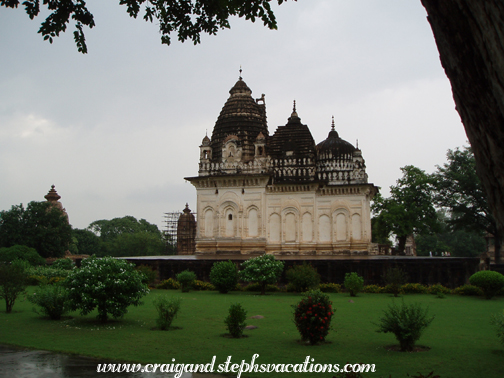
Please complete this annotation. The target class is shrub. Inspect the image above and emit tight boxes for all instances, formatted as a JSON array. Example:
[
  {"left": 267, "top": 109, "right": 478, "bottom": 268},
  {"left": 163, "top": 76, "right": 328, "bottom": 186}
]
[
  {"left": 244, "top": 283, "right": 280, "bottom": 292},
  {"left": 176, "top": 270, "right": 197, "bottom": 292},
  {"left": 362, "top": 284, "right": 384, "bottom": 294},
  {"left": 240, "top": 254, "right": 284, "bottom": 295},
  {"left": 285, "top": 263, "right": 321, "bottom": 293},
  {"left": 51, "top": 258, "right": 75, "bottom": 270},
  {"left": 157, "top": 278, "right": 180, "bottom": 290},
  {"left": 344, "top": 272, "right": 364, "bottom": 297},
  {"left": 224, "top": 303, "right": 247, "bottom": 338},
  {"left": 374, "top": 300, "right": 434, "bottom": 352},
  {"left": 382, "top": 267, "right": 408, "bottom": 297},
  {"left": 135, "top": 265, "right": 157, "bottom": 285},
  {"left": 469, "top": 270, "right": 504, "bottom": 299},
  {"left": 453, "top": 284, "right": 483, "bottom": 296},
  {"left": 401, "top": 283, "right": 428, "bottom": 294},
  {"left": 0, "top": 260, "right": 29, "bottom": 313},
  {"left": 193, "top": 280, "right": 215, "bottom": 291},
  {"left": 209, "top": 260, "right": 238, "bottom": 293},
  {"left": 28, "top": 283, "right": 70, "bottom": 320},
  {"left": 490, "top": 309, "right": 504, "bottom": 347},
  {"left": 293, "top": 289, "right": 334, "bottom": 345},
  {"left": 383, "top": 284, "right": 404, "bottom": 295},
  {"left": 319, "top": 283, "right": 341, "bottom": 293},
  {"left": 427, "top": 284, "right": 451, "bottom": 296},
  {"left": 28, "top": 265, "right": 71, "bottom": 281},
  {"left": 0, "top": 245, "right": 45, "bottom": 266},
  {"left": 153, "top": 295, "right": 182, "bottom": 330},
  {"left": 64, "top": 256, "right": 149, "bottom": 322}
]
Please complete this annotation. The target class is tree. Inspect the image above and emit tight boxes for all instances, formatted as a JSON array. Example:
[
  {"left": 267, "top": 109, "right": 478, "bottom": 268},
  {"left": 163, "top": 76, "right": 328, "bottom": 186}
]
[
  {"left": 0, "top": 260, "right": 29, "bottom": 313},
  {"left": 420, "top": 1, "right": 504, "bottom": 263},
  {"left": 88, "top": 216, "right": 161, "bottom": 242},
  {"left": 65, "top": 255, "right": 149, "bottom": 322},
  {"left": 239, "top": 254, "right": 284, "bottom": 295},
  {"left": 0, "top": 202, "right": 72, "bottom": 258},
  {"left": 432, "top": 146, "right": 499, "bottom": 261},
  {"left": 1, "top": 0, "right": 288, "bottom": 53},
  {"left": 372, "top": 166, "right": 439, "bottom": 254},
  {"left": 72, "top": 228, "right": 103, "bottom": 256},
  {"left": 0, "top": 245, "right": 45, "bottom": 266}
]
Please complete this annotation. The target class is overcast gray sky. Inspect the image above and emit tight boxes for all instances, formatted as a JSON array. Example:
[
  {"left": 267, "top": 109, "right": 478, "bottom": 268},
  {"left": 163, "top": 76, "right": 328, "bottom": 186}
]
[{"left": 0, "top": 0, "right": 468, "bottom": 232}]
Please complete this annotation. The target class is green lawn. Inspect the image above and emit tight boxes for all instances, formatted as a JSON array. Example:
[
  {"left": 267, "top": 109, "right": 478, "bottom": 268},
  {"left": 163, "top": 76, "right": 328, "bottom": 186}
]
[{"left": 1, "top": 288, "right": 503, "bottom": 378}]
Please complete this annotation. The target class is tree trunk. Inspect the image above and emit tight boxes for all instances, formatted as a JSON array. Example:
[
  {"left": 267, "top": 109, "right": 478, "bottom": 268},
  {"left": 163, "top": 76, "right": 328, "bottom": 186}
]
[
  {"left": 421, "top": 0, "right": 504, "bottom": 263},
  {"left": 397, "top": 235, "right": 407, "bottom": 255}
]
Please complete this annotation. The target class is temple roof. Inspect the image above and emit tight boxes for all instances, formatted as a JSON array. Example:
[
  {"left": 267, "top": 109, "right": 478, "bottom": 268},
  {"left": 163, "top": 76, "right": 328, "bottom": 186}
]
[{"left": 316, "top": 117, "right": 356, "bottom": 159}]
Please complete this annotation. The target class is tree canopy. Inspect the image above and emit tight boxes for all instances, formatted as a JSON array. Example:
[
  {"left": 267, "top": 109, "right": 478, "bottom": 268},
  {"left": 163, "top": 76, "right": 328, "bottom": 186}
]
[
  {"left": 0, "top": 201, "right": 72, "bottom": 258},
  {"left": 1, "top": 0, "right": 290, "bottom": 53}
]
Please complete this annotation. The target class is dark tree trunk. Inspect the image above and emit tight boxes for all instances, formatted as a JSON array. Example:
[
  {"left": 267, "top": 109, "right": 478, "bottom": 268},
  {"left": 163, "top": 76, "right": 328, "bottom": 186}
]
[
  {"left": 421, "top": 0, "right": 504, "bottom": 263},
  {"left": 397, "top": 235, "right": 407, "bottom": 255}
]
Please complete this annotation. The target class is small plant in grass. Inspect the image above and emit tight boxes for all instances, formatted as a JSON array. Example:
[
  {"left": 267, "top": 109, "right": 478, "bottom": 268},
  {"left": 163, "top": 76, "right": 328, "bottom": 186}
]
[
  {"left": 209, "top": 260, "right": 238, "bottom": 293},
  {"left": 344, "top": 272, "right": 364, "bottom": 297},
  {"left": 382, "top": 267, "right": 408, "bottom": 297},
  {"left": 240, "top": 254, "right": 284, "bottom": 295},
  {"left": 374, "top": 300, "right": 434, "bottom": 352},
  {"left": 153, "top": 295, "right": 181, "bottom": 330},
  {"left": 490, "top": 309, "right": 504, "bottom": 347},
  {"left": 157, "top": 278, "right": 180, "bottom": 290},
  {"left": 176, "top": 270, "right": 196, "bottom": 292},
  {"left": 286, "top": 262, "right": 320, "bottom": 292},
  {"left": 28, "top": 282, "right": 70, "bottom": 320},
  {"left": 469, "top": 270, "right": 504, "bottom": 300},
  {"left": 224, "top": 303, "right": 247, "bottom": 338},
  {"left": 0, "top": 260, "right": 29, "bottom": 313},
  {"left": 293, "top": 289, "right": 334, "bottom": 345}
]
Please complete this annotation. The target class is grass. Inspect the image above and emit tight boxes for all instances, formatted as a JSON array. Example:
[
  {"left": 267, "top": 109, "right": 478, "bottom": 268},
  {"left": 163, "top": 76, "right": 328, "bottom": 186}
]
[{"left": 1, "top": 288, "right": 503, "bottom": 378}]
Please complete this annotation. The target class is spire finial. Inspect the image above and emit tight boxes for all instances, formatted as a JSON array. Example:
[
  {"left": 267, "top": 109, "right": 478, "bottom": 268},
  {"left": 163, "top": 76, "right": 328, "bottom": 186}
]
[
  {"left": 239, "top": 66, "right": 242, "bottom": 80},
  {"left": 290, "top": 100, "right": 298, "bottom": 118},
  {"left": 356, "top": 139, "right": 359, "bottom": 149},
  {"left": 331, "top": 116, "right": 335, "bottom": 131}
]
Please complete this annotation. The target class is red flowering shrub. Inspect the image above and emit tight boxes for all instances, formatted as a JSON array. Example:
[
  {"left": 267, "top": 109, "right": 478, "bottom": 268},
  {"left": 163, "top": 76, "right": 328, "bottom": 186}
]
[{"left": 293, "top": 289, "right": 334, "bottom": 345}]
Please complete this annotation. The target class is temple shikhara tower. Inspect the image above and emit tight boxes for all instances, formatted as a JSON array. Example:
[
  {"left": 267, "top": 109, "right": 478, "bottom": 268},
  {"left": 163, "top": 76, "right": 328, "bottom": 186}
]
[{"left": 185, "top": 76, "right": 378, "bottom": 256}]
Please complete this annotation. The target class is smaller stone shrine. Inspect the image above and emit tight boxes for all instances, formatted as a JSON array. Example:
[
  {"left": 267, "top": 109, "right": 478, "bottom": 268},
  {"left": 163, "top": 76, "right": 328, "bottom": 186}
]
[{"left": 177, "top": 204, "right": 196, "bottom": 255}]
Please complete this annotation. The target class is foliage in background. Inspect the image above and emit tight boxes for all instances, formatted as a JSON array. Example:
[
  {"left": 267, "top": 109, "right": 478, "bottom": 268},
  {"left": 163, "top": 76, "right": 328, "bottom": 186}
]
[
  {"left": 51, "top": 258, "right": 75, "bottom": 270},
  {"left": 344, "top": 272, "right": 364, "bottom": 297},
  {"left": 210, "top": 260, "right": 239, "bottom": 294},
  {"left": 469, "top": 271, "right": 504, "bottom": 300},
  {"left": 136, "top": 265, "right": 157, "bottom": 285},
  {"left": 318, "top": 283, "right": 341, "bottom": 293},
  {"left": 64, "top": 256, "right": 149, "bottom": 322},
  {"left": 427, "top": 284, "right": 451, "bottom": 296},
  {"left": 0, "top": 245, "right": 45, "bottom": 266},
  {"left": 383, "top": 267, "right": 409, "bottom": 297},
  {"left": 285, "top": 262, "right": 320, "bottom": 293},
  {"left": 28, "top": 283, "right": 70, "bottom": 320},
  {"left": 153, "top": 295, "right": 181, "bottom": 330},
  {"left": 375, "top": 300, "right": 434, "bottom": 352},
  {"left": 72, "top": 228, "right": 103, "bottom": 256},
  {"left": 240, "top": 254, "right": 284, "bottom": 295},
  {"left": 176, "top": 270, "right": 196, "bottom": 293},
  {"left": 452, "top": 284, "right": 483, "bottom": 296},
  {"left": 192, "top": 280, "right": 215, "bottom": 291},
  {"left": 401, "top": 283, "right": 428, "bottom": 295},
  {"left": 157, "top": 278, "right": 181, "bottom": 290},
  {"left": 224, "top": 303, "right": 247, "bottom": 338},
  {"left": 0, "top": 201, "right": 72, "bottom": 258},
  {"left": 371, "top": 166, "right": 439, "bottom": 254},
  {"left": 0, "top": 260, "right": 29, "bottom": 313},
  {"left": 293, "top": 289, "right": 334, "bottom": 345}
]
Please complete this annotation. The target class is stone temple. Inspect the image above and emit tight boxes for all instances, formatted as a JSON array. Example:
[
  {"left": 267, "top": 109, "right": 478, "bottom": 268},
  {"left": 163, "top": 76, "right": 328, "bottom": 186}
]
[{"left": 185, "top": 76, "right": 378, "bottom": 256}]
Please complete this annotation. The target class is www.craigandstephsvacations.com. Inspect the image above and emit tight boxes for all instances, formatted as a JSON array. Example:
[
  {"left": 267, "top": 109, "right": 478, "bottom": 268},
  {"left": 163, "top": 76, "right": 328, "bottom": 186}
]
[{"left": 96, "top": 354, "right": 377, "bottom": 377}]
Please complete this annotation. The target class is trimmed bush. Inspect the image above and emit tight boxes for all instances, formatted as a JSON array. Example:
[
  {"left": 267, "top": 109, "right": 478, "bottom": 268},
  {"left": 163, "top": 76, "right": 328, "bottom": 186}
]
[
  {"left": 427, "top": 284, "right": 451, "bottom": 296},
  {"left": 209, "top": 260, "right": 238, "bottom": 293},
  {"left": 293, "top": 289, "right": 334, "bottom": 345},
  {"left": 224, "top": 303, "right": 247, "bottom": 338},
  {"left": 285, "top": 262, "right": 320, "bottom": 293},
  {"left": 344, "top": 272, "right": 364, "bottom": 297},
  {"left": 28, "top": 283, "right": 70, "bottom": 320},
  {"left": 157, "top": 278, "right": 180, "bottom": 290},
  {"left": 64, "top": 256, "right": 149, "bottom": 322},
  {"left": 453, "top": 284, "right": 483, "bottom": 296},
  {"left": 362, "top": 284, "right": 384, "bottom": 294},
  {"left": 469, "top": 270, "right": 504, "bottom": 300},
  {"left": 382, "top": 267, "right": 408, "bottom": 297},
  {"left": 374, "top": 300, "right": 434, "bottom": 352},
  {"left": 176, "top": 270, "right": 196, "bottom": 293},
  {"left": 51, "top": 258, "right": 75, "bottom": 270},
  {"left": 401, "top": 283, "right": 428, "bottom": 294},
  {"left": 153, "top": 295, "right": 181, "bottom": 330},
  {"left": 319, "top": 283, "right": 341, "bottom": 293},
  {"left": 193, "top": 280, "right": 215, "bottom": 291},
  {"left": 490, "top": 310, "right": 504, "bottom": 347},
  {"left": 0, "top": 245, "right": 45, "bottom": 266},
  {"left": 240, "top": 254, "right": 284, "bottom": 295}
]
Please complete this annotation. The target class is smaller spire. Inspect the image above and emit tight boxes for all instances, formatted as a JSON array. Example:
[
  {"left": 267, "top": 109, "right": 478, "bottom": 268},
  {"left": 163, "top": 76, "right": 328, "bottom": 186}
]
[
  {"left": 356, "top": 139, "right": 359, "bottom": 149},
  {"left": 291, "top": 100, "right": 298, "bottom": 118},
  {"left": 239, "top": 66, "right": 242, "bottom": 80},
  {"left": 331, "top": 116, "right": 335, "bottom": 131}
]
